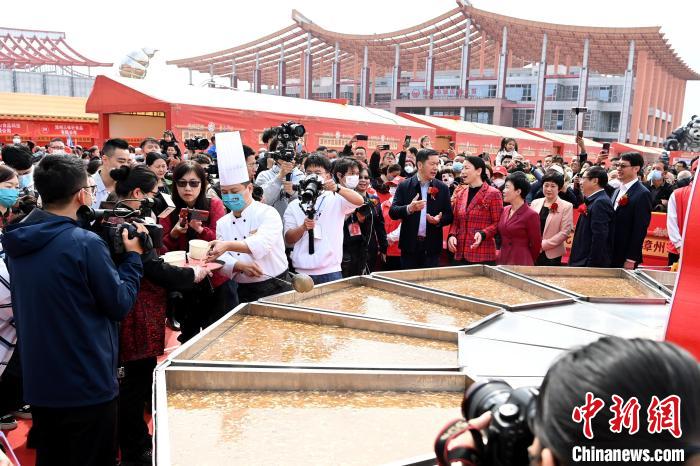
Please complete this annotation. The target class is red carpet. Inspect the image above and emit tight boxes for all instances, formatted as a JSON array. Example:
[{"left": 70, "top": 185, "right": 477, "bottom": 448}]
[{"left": 4, "top": 328, "right": 181, "bottom": 465}]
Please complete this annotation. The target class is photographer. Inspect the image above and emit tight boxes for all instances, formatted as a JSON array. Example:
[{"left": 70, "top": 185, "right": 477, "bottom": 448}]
[
  {"left": 283, "top": 154, "right": 364, "bottom": 284},
  {"left": 443, "top": 337, "right": 700, "bottom": 466},
  {"left": 2, "top": 155, "right": 144, "bottom": 465},
  {"left": 159, "top": 161, "right": 228, "bottom": 341},
  {"left": 341, "top": 164, "right": 387, "bottom": 276},
  {"left": 255, "top": 150, "right": 304, "bottom": 218},
  {"left": 105, "top": 166, "right": 208, "bottom": 465},
  {"left": 92, "top": 138, "right": 131, "bottom": 209},
  {"left": 206, "top": 143, "right": 291, "bottom": 303}
]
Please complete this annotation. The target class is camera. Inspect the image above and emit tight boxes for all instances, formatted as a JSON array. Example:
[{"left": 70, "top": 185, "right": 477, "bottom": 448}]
[
  {"left": 77, "top": 199, "right": 165, "bottom": 254},
  {"left": 296, "top": 173, "right": 324, "bottom": 204},
  {"left": 436, "top": 380, "right": 539, "bottom": 466},
  {"left": 356, "top": 199, "right": 373, "bottom": 217},
  {"left": 184, "top": 136, "right": 209, "bottom": 151},
  {"left": 265, "top": 121, "right": 306, "bottom": 163}
]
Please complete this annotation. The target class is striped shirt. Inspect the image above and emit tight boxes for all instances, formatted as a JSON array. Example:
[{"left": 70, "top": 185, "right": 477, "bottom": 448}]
[{"left": 0, "top": 239, "right": 15, "bottom": 377}]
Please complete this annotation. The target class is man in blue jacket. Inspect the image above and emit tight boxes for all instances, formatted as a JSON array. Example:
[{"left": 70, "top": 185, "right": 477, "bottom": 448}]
[
  {"left": 2, "top": 155, "right": 144, "bottom": 465},
  {"left": 389, "top": 149, "right": 453, "bottom": 268},
  {"left": 569, "top": 166, "right": 614, "bottom": 267}
]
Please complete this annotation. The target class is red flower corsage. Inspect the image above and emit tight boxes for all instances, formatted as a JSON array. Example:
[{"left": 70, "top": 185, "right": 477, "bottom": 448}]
[
  {"left": 618, "top": 194, "right": 629, "bottom": 207},
  {"left": 428, "top": 186, "right": 439, "bottom": 200},
  {"left": 577, "top": 204, "right": 588, "bottom": 216},
  {"left": 550, "top": 202, "right": 559, "bottom": 214}
]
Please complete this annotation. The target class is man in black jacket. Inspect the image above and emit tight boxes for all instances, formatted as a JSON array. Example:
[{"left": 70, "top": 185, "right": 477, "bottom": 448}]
[
  {"left": 389, "top": 149, "right": 453, "bottom": 269},
  {"left": 570, "top": 166, "right": 614, "bottom": 267},
  {"left": 611, "top": 152, "right": 653, "bottom": 268}
]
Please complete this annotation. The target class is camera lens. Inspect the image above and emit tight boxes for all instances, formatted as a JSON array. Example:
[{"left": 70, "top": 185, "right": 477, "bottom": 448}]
[{"left": 462, "top": 380, "right": 514, "bottom": 420}]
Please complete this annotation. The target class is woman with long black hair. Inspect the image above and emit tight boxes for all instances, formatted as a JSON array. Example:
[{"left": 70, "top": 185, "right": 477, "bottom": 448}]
[
  {"left": 159, "top": 162, "right": 229, "bottom": 342},
  {"left": 107, "top": 165, "right": 208, "bottom": 465}
]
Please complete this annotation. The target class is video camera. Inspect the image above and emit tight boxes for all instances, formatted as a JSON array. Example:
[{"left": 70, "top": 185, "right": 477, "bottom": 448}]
[
  {"left": 265, "top": 121, "right": 305, "bottom": 163},
  {"left": 184, "top": 136, "right": 209, "bottom": 152},
  {"left": 294, "top": 173, "right": 323, "bottom": 255},
  {"left": 78, "top": 196, "right": 174, "bottom": 255},
  {"left": 435, "top": 380, "right": 539, "bottom": 466}
]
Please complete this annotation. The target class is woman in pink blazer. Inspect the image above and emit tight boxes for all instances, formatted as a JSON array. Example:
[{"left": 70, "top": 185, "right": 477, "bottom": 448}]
[{"left": 530, "top": 170, "right": 574, "bottom": 265}]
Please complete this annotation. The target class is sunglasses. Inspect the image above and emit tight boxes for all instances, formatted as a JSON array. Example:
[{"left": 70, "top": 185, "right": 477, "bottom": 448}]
[{"left": 176, "top": 179, "right": 202, "bottom": 188}]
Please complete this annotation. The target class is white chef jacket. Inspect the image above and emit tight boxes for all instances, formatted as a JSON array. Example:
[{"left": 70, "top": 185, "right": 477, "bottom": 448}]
[{"left": 216, "top": 201, "right": 288, "bottom": 284}]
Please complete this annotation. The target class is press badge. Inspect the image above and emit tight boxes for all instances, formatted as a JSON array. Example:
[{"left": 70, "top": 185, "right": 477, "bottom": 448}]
[
  {"left": 349, "top": 222, "right": 361, "bottom": 237},
  {"left": 313, "top": 223, "right": 323, "bottom": 240}
]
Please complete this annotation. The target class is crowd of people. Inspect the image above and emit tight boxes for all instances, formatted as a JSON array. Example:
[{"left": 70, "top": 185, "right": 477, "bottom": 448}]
[{"left": 0, "top": 129, "right": 697, "bottom": 465}]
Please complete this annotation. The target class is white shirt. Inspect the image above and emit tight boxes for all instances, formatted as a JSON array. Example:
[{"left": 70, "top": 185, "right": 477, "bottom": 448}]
[
  {"left": 216, "top": 201, "right": 288, "bottom": 284},
  {"left": 92, "top": 171, "right": 111, "bottom": 209},
  {"left": 667, "top": 190, "right": 683, "bottom": 249},
  {"left": 283, "top": 191, "right": 357, "bottom": 275},
  {"left": 614, "top": 178, "right": 638, "bottom": 210},
  {"left": 418, "top": 179, "right": 429, "bottom": 236}
]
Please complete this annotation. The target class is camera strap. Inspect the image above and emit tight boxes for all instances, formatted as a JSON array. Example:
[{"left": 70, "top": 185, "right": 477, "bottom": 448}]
[{"left": 434, "top": 418, "right": 484, "bottom": 466}]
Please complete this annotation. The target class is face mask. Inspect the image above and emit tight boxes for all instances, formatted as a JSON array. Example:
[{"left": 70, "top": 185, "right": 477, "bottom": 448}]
[
  {"left": 452, "top": 162, "right": 464, "bottom": 172},
  {"left": 52, "top": 150, "right": 66, "bottom": 156},
  {"left": 19, "top": 173, "right": 32, "bottom": 189},
  {"left": 12, "top": 138, "right": 21, "bottom": 145},
  {"left": 647, "top": 170, "right": 663, "bottom": 182},
  {"left": 608, "top": 179, "right": 621, "bottom": 189},
  {"left": 404, "top": 165, "right": 415, "bottom": 174},
  {"left": 389, "top": 187, "right": 397, "bottom": 196},
  {"left": 222, "top": 193, "right": 246, "bottom": 212},
  {"left": 344, "top": 175, "right": 359, "bottom": 189},
  {"left": 443, "top": 177, "right": 454, "bottom": 186},
  {"left": 0, "top": 188, "right": 19, "bottom": 208},
  {"left": 493, "top": 178, "right": 505, "bottom": 188}
]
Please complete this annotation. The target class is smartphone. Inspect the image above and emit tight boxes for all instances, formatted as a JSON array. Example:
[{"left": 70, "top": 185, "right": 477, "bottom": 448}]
[
  {"left": 577, "top": 130, "right": 584, "bottom": 139},
  {"left": 602, "top": 142, "right": 611, "bottom": 151},
  {"left": 403, "top": 135, "right": 411, "bottom": 147},
  {"left": 180, "top": 207, "right": 210, "bottom": 223},
  {"left": 355, "top": 134, "right": 369, "bottom": 141},
  {"left": 377, "top": 144, "right": 390, "bottom": 151}
]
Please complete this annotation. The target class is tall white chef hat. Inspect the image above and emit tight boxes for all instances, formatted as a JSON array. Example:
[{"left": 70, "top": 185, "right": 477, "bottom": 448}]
[{"left": 216, "top": 131, "right": 249, "bottom": 186}]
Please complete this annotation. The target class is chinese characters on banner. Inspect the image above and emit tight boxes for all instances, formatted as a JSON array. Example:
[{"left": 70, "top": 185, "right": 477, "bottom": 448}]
[{"left": 572, "top": 393, "right": 682, "bottom": 439}]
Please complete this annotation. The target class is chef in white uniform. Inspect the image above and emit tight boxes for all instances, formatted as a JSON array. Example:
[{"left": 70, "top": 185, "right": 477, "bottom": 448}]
[{"left": 207, "top": 132, "right": 291, "bottom": 303}]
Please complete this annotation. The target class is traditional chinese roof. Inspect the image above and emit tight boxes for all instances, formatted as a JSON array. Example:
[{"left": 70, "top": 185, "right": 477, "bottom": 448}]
[
  {"left": 166, "top": 2, "right": 700, "bottom": 84},
  {"left": 0, "top": 27, "right": 112, "bottom": 68}
]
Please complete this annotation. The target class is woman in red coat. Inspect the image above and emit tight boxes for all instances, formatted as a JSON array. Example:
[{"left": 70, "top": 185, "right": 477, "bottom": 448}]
[
  {"left": 159, "top": 161, "right": 229, "bottom": 342},
  {"left": 476, "top": 172, "right": 542, "bottom": 265},
  {"left": 447, "top": 156, "right": 503, "bottom": 265}
]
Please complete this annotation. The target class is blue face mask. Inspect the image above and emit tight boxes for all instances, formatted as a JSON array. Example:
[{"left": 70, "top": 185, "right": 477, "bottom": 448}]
[
  {"left": 452, "top": 162, "right": 464, "bottom": 172},
  {"left": 0, "top": 188, "right": 19, "bottom": 208},
  {"left": 18, "top": 173, "right": 32, "bottom": 189},
  {"left": 222, "top": 193, "right": 246, "bottom": 212}
]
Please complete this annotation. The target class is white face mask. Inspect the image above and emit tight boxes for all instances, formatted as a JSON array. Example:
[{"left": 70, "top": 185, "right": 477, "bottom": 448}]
[
  {"left": 344, "top": 174, "right": 359, "bottom": 189},
  {"left": 12, "top": 138, "right": 21, "bottom": 145},
  {"left": 443, "top": 177, "right": 454, "bottom": 186},
  {"left": 52, "top": 150, "right": 66, "bottom": 156},
  {"left": 608, "top": 179, "right": 621, "bottom": 189},
  {"left": 405, "top": 165, "right": 415, "bottom": 174},
  {"left": 493, "top": 178, "right": 505, "bottom": 188}
]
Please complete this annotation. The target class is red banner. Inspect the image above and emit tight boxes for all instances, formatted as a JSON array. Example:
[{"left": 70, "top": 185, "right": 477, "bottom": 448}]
[
  {"left": 0, "top": 118, "right": 98, "bottom": 144},
  {"left": 563, "top": 211, "right": 669, "bottom": 267}
]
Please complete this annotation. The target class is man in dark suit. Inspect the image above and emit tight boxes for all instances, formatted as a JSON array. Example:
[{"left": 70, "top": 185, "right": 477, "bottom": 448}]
[
  {"left": 611, "top": 152, "right": 653, "bottom": 269},
  {"left": 570, "top": 166, "right": 614, "bottom": 267},
  {"left": 389, "top": 149, "right": 453, "bottom": 268}
]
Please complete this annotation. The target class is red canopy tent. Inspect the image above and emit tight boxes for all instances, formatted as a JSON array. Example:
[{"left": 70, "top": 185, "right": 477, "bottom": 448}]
[
  {"left": 85, "top": 76, "right": 434, "bottom": 150},
  {"left": 399, "top": 113, "right": 553, "bottom": 161}
]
